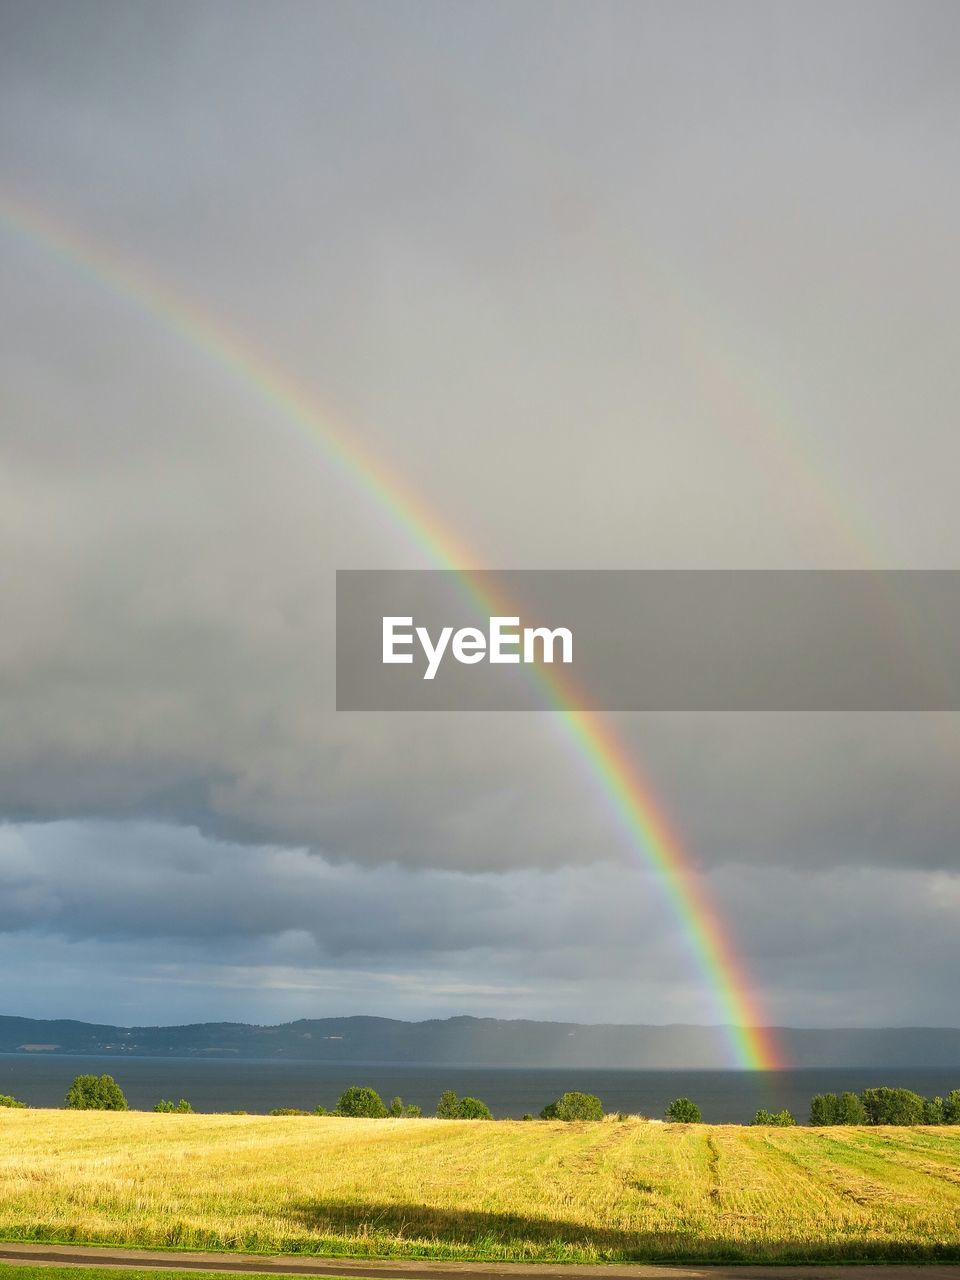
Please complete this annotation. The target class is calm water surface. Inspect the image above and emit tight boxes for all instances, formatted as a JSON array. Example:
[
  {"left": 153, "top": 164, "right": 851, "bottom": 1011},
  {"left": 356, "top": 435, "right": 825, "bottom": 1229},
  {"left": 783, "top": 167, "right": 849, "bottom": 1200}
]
[{"left": 2, "top": 1055, "right": 957, "bottom": 1122}]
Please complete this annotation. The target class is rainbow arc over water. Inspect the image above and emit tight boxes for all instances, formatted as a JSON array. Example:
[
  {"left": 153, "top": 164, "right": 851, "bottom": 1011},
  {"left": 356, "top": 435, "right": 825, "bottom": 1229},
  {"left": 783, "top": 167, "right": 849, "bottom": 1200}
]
[{"left": 0, "top": 190, "right": 783, "bottom": 1070}]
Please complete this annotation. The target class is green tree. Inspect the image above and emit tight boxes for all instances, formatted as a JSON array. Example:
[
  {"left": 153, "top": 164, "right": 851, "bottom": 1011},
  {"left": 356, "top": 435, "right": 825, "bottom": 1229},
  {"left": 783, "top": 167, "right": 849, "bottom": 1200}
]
[
  {"left": 64, "top": 1074, "right": 127, "bottom": 1111},
  {"left": 404, "top": 1103, "right": 422, "bottom": 1118},
  {"left": 809, "top": 1093, "right": 840, "bottom": 1125},
  {"left": 754, "top": 1108, "right": 796, "bottom": 1126},
  {"left": 943, "top": 1089, "right": 960, "bottom": 1124},
  {"left": 923, "top": 1096, "right": 946, "bottom": 1124},
  {"left": 457, "top": 1096, "right": 493, "bottom": 1119},
  {"left": 153, "top": 1098, "right": 193, "bottom": 1113},
  {"left": 436, "top": 1089, "right": 461, "bottom": 1119},
  {"left": 434, "top": 1089, "right": 491, "bottom": 1119},
  {"left": 540, "top": 1091, "right": 603, "bottom": 1122},
  {"left": 860, "top": 1087, "right": 925, "bottom": 1126},
  {"left": 0, "top": 1094, "right": 26, "bottom": 1108},
  {"left": 389, "top": 1096, "right": 404, "bottom": 1117},
  {"left": 335, "top": 1085, "right": 388, "bottom": 1118},
  {"left": 665, "top": 1097, "right": 702, "bottom": 1123},
  {"left": 837, "top": 1091, "right": 868, "bottom": 1124}
]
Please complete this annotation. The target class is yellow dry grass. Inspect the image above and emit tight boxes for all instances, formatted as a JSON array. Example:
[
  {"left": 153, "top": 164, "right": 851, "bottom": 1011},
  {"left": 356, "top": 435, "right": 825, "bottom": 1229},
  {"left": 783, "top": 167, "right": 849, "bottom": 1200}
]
[{"left": 1, "top": 1109, "right": 959, "bottom": 1263}]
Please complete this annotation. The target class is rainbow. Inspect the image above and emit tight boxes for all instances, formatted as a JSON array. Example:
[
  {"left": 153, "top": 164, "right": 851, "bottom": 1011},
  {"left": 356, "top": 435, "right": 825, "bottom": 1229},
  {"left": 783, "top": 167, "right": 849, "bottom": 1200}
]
[{"left": 0, "top": 189, "right": 783, "bottom": 1070}]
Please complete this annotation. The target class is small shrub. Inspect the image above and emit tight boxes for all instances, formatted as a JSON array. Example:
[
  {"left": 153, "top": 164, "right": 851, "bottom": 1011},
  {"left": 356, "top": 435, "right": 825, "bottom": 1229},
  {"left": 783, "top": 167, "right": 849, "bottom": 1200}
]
[
  {"left": 434, "top": 1089, "right": 492, "bottom": 1119},
  {"left": 0, "top": 1094, "right": 26, "bottom": 1108},
  {"left": 154, "top": 1098, "right": 193, "bottom": 1113},
  {"left": 227, "top": 1110, "right": 248, "bottom": 1115},
  {"left": 809, "top": 1093, "right": 840, "bottom": 1125},
  {"left": 313, "top": 1105, "right": 327, "bottom": 1116},
  {"left": 539, "top": 1091, "right": 603, "bottom": 1122},
  {"left": 269, "top": 1107, "right": 310, "bottom": 1116},
  {"left": 404, "top": 1103, "right": 422, "bottom": 1117},
  {"left": 837, "top": 1091, "right": 868, "bottom": 1124},
  {"left": 754, "top": 1108, "right": 796, "bottom": 1126},
  {"left": 436, "top": 1089, "right": 461, "bottom": 1119},
  {"left": 335, "top": 1085, "right": 388, "bottom": 1118},
  {"left": 457, "top": 1095, "right": 493, "bottom": 1120},
  {"left": 65, "top": 1074, "right": 127, "bottom": 1111},
  {"left": 924, "top": 1096, "right": 946, "bottom": 1124},
  {"left": 521, "top": 1113, "right": 534, "bottom": 1121},
  {"left": 665, "top": 1097, "right": 702, "bottom": 1123}
]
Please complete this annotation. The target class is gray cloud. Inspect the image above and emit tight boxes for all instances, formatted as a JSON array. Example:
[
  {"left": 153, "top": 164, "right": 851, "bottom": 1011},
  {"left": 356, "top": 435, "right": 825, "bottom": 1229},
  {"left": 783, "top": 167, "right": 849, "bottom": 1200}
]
[{"left": 1, "top": 820, "right": 959, "bottom": 1027}]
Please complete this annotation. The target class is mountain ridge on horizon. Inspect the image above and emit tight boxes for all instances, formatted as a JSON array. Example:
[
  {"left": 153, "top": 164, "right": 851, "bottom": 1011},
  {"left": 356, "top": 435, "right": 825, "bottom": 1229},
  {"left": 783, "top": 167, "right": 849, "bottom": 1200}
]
[{"left": 3, "top": 1014, "right": 958, "bottom": 1069}]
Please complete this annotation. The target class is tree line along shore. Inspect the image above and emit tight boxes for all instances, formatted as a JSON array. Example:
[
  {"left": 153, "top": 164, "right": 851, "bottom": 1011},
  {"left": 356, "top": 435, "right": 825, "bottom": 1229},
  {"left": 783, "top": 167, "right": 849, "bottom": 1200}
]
[{"left": 4, "top": 1074, "right": 960, "bottom": 1126}]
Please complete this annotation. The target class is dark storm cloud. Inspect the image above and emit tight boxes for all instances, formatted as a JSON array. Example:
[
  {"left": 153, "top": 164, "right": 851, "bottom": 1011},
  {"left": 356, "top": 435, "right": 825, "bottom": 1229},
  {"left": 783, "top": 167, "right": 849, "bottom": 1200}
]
[
  {"left": 1, "top": 820, "right": 959, "bottom": 1026},
  {"left": 2, "top": 2, "right": 960, "bottom": 1025}
]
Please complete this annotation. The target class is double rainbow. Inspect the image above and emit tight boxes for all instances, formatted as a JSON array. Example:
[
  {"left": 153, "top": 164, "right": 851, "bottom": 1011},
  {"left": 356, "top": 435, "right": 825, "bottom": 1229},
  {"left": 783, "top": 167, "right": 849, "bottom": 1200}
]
[{"left": 0, "top": 190, "right": 783, "bottom": 1070}]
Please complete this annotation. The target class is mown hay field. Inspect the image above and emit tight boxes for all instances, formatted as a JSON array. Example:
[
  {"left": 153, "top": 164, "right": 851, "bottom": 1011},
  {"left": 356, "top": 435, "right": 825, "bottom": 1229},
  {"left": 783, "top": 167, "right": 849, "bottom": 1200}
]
[
  {"left": 1, "top": 1109, "right": 959, "bottom": 1263},
  {"left": 0, "top": 1270, "right": 285, "bottom": 1280}
]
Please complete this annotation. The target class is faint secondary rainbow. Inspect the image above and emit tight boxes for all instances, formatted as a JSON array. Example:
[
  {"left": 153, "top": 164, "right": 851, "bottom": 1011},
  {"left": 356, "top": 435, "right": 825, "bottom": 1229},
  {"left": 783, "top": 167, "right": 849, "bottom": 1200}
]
[{"left": 0, "top": 189, "right": 782, "bottom": 1070}]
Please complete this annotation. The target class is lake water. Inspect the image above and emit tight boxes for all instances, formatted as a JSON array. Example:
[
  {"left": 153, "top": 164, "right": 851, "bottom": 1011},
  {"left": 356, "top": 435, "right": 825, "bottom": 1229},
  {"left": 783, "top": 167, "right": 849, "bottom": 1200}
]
[{"left": 2, "top": 1054, "right": 957, "bottom": 1122}]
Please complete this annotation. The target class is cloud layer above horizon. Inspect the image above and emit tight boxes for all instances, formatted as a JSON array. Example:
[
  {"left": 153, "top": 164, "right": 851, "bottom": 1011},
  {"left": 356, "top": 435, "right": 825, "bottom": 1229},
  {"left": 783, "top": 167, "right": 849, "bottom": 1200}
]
[{"left": 2, "top": 1, "right": 959, "bottom": 1029}]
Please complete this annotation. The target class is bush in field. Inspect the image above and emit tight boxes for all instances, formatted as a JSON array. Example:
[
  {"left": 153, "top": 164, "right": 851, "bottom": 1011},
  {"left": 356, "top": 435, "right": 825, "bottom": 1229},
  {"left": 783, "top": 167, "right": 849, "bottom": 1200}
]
[
  {"left": 436, "top": 1089, "right": 461, "bottom": 1118},
  {"left": 812, "top": 1088, "right": 943, "bottom": 1126},
  {"left": 923, "top": 1097, "right": 946, "bottom": 1124},
  {"left": 0, "top": 1094, "right": 26, "bottom": 1108},
  {"left": 270, "top": 1108, "right": 310, "bottom": 1116},
  {"left": 313, "top": 1105, "right": 327, "bottom": 1116},
  {"left": 811, "top": 1092, "right": 868, "bottom": 1125},
  {"left": 457, "top": 1096, "right": 493, "bottom": 1120},
  {"left": 435, "top": 1090, "right": 492, "bottom": 1119},
  {"left": 838, "top": 1091, "right": 868, "bottom": 1124},
  {"left": 539, "top": 1092, "right": 603, "bottom": 1122},
  {"left": 754, "top": 1108, "right": 796, "bottom": 1126},
  {"left": 387, "top": 1096, "right": 421, "bottom": 1117},
  {"left": 335, "top": 1085, "right": 388, "bottom": 1118},
  {"left": 65, "top": 1074, "right": 127, "bottom": 1111},
  {"left": 860, "top": 1087, "right": 925, "bottom": 1126},
  {"left": 154, "top": 1098, "right": 193, "bottom": 1113},
  {"left": 809, "top": 1093, "right": 840, "bottom": 1125},
  {"left": 944, "top": 1090, "right": 960, "bottom": 1124},
  {"left": 665, "top": 1097, "right": 702, "bottom": 1123}
]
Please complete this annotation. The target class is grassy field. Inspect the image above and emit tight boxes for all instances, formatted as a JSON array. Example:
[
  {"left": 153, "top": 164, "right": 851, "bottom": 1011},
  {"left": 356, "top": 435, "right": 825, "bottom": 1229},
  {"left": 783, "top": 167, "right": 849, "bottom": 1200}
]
[
  {"left": 1, "top": 1109, "right": 959, "bottom": 1264},
  {"left": 0, "top": 1269, "right": 322, "bottom": 1280}
]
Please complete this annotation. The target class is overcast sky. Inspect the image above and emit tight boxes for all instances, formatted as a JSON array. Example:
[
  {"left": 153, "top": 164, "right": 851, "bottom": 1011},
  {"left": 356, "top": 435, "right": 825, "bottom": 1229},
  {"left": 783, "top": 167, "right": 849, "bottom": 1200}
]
[{"left": 2, "top": 1, "right": 959, "bottom": 1037}]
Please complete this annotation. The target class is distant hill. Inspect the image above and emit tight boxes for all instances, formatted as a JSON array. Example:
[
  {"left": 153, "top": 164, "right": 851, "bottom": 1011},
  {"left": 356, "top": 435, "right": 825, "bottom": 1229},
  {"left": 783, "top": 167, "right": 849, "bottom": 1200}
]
[{"left": 1, "top": 1014, "right": 958, "bottom": 1067}]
